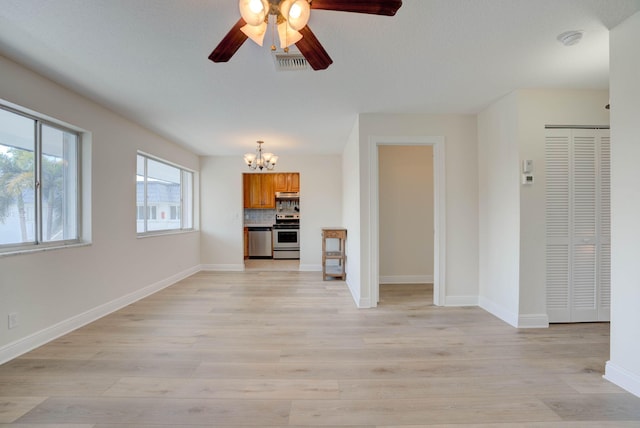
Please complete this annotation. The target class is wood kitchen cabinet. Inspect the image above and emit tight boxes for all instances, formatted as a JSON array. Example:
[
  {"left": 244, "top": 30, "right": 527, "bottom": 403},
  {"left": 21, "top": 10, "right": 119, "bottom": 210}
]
[
  {"left": 243, "top": 173, "right": 275, "bottom": 209},
  {"left": 273, "top": 173, "right": 300, "bottom": 193}
]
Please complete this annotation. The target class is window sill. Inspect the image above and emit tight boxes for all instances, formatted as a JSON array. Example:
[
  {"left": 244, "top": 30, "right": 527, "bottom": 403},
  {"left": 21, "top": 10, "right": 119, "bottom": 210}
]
[
  {"left": 0, "top": 241, "right": 92, "bottom": 258},
  {"left": 136, "top": 229, "right": 197, "bottom": 239}
]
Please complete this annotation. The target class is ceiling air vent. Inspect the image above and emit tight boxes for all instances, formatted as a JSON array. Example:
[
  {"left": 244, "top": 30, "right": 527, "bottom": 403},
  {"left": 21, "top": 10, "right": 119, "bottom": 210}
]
[{"left": 273, "top": 53, "right": 310, "bottom": 71}]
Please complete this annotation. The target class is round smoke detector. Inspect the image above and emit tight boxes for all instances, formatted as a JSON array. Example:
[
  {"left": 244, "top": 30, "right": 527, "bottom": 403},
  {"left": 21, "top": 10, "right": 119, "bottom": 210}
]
[{"left": 557, "top": 30, "right": 584, "bottom": 46}]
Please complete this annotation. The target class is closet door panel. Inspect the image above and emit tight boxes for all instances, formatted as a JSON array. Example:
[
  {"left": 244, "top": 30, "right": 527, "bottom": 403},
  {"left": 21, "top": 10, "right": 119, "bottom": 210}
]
[
  {"left": 571, "top": 130, "right": 598, "bottom": 321},
  {"left": 545, "top": 128, "right": 610, "bottom": 323},
  {"left": 545, "top": 130, "right": 571, "bottom": 322}
]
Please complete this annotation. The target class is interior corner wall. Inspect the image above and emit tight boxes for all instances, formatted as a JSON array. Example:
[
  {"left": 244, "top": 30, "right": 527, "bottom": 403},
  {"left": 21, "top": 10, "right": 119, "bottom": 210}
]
[
  {"left": 357, "top": 113, "right": 478, "bottom": 307},
  {"left": 605, "top": 10, "right": 640, "bottom": 398},
  {"left": 478, "top": 89, "right": 610, "bottom": 328},
  {"left": 378, "top": 145, "right": 434, "bottom": 283},
  {"left": 0, "top": 55, "right": 201, "bottom": 362},
  {"left": 199, "top": 154, "right": 343, "bottom": 272},
  {"left": 515, "top": 89, "right": 610, "bottom": 327},
  {"left": 477, "top": 92, "right": 521, "bottom": 326}
]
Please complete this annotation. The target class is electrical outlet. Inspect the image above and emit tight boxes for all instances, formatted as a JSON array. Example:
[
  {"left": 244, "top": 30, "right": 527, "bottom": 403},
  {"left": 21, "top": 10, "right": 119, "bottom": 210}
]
[{"left": 8, "top": 312, "right": 18, "bottom": 329}]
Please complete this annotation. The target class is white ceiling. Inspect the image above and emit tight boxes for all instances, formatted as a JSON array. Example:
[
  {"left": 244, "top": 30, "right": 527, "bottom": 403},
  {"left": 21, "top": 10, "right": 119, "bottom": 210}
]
[{"left": 0, "top": 0, "right": 639, "bottom": 156}]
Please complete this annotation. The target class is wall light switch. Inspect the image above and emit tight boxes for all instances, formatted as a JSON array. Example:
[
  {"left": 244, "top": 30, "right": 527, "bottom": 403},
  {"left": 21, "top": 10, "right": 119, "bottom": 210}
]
[
  {"left": 522, "top": 160, "right": 533, "bottom": 173},
  {"left": 8, "top": 312, "right": 18, "bottom": 329}
]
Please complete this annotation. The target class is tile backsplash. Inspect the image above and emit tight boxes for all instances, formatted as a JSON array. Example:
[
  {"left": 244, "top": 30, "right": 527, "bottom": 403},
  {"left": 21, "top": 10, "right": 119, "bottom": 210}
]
[{"left": 244, "top": 209, "right": 277, "bottom": 224}]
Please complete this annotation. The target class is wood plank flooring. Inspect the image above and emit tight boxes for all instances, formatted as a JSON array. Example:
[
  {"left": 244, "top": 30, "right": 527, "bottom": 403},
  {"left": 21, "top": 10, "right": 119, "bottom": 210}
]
[{"left": 1, "top": 271, "right": 639, "bottom": 427}]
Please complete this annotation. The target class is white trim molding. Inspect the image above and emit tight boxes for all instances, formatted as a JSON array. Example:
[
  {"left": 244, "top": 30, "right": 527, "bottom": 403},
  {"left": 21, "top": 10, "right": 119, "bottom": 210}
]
[
  {"left": 445, "top": 295, "right": 479, "bottom": 307},
  {"left": 0, "top": 265, "right": 200, "bottom": 365},
  {"left": 605, "top": 361, "right": 640, "bottom": 398},
  {"left": 517, "top": 314, "right": 549, "bottom": 328},
  {"left": 346, "top": 277, "right": 363, "bottom": 307},
  {"left": 200, "top": 264, "right": 245, "bottom": 271},
  {"left": 478, "top": 296, "right": 518, "bottom": 327},
  {"left": 368, "top": 136, "right": 446, "bottom": 307},
  {"left": 379, "top": 275, "right": 433, "bottom": 284},
  {"left": 299, "top": 264, "right": 322, "bottom": 272}
]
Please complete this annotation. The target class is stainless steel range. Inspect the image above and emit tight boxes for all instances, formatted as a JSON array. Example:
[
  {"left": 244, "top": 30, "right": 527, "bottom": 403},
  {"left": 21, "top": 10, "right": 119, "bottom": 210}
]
[{"left": 272, "top": 213, "right": 300, "bottom": 260}]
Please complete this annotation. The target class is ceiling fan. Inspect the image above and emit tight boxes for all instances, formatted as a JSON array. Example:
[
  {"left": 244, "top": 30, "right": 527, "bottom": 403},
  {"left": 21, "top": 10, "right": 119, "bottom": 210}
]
[{"left": 208, "top": 0, "right": 402, "bottom": 70}]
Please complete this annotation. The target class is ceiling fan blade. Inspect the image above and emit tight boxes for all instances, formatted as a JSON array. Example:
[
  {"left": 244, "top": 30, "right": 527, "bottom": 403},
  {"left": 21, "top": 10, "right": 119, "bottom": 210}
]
[
  {"left": 310, "top": 0, "right": 402, "bottom": 16},
  {"left": 295, "top": 26, "right": 333, "bottom": 70},
  {"left": 208, "top": 18, "right": 249, "bottom": 63}
]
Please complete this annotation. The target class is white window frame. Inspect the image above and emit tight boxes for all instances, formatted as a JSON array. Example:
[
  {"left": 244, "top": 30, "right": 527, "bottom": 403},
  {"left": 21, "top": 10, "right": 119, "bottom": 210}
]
[
  {"left": 136, "top": 152, "right": 194, "bottom": 236},
  {"left": 0, "top": 103, "right": 84, "bottom": 255}
]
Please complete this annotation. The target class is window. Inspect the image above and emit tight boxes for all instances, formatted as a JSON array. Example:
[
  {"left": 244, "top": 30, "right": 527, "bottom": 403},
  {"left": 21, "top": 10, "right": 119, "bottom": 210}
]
[
  {"left": 0, "top": 105, "right": 81, "bottom": 252},
  {"left": 136, "top": 153, "right": 193, "bottom": 234},
  {"left": 170, "top": 205, "right": 180, "bottom": 220}
]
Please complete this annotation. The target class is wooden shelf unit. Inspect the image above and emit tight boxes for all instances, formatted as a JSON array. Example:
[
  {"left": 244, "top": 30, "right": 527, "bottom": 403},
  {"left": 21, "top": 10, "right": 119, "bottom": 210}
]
[{"left": 322, "top": 228, "right": 347, "bottom": 281}]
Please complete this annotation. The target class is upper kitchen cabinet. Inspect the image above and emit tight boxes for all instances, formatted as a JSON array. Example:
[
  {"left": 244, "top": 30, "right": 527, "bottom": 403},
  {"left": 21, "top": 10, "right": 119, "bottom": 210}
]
[
  {"left": 243, "top": 173, "right": 275, "bottom": 209},
  {"left": 274, "top": 173, "right": 300, "bottom": 193}
]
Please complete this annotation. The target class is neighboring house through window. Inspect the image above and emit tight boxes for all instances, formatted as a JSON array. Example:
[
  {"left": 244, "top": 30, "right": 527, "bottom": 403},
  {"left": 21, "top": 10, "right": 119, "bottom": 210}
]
[{"left": 136, "top": 153, "right": 193, "bottom": 235}]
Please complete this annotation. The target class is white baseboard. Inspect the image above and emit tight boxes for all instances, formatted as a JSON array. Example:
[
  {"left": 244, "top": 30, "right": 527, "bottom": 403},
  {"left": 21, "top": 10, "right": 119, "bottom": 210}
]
[
  {"left": 478, "top": 296, "right": 518, "bottom": 327},
  {"left": 200, "top": 263, "right": 244, "bottom": 271},
  {"left": 605, "top": 361, "right": 640, "bottom": 398},
  {"left": 379, "top": 275, "right": 433, "bottom": 284},
  {"left": 357, "top": 296, "right": 372, "bottom": 308},
  {"left": 445, "top": 295, "right": 479, "bottom": 307},
  {"left": 0, "top": 265, "right": 200, "bottom": 365},
  {"left": 345, "top": 277, "right": 365, "bottom": 308},
  {"left": 299, "top": 264, "right": 322, "bottom": 272},
  {"left": 518, "top": 313, "right": 549, "bottom": 328}
]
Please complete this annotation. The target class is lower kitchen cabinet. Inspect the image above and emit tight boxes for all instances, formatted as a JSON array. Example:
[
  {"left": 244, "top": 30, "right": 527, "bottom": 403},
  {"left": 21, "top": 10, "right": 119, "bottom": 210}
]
[{"left": 244, "top": 227, "right": 248, "bottom": 259}]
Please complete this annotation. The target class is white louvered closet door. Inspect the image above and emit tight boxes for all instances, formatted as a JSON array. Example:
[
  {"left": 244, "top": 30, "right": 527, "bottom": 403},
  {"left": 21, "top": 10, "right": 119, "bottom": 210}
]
[{"left": 545, "top": 128, "right": 610, "bottom": 323}]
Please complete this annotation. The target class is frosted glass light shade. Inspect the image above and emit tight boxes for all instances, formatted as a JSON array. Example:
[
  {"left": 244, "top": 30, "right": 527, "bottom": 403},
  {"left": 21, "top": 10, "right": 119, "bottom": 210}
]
[
  {"left": 239, "top": 0, "right": 269, "bottom": 26},
  {"left": 280, "top": 0, "right": 310, "bottom": 31},
  {"left": 241, "top": 22, "right": 268, "bottom": 46},
  {"left": 244, "top": 153, "right": 256, "bottom": 165}
]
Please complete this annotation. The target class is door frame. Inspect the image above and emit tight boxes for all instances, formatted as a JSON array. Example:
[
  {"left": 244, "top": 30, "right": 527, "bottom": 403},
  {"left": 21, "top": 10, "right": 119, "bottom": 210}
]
[{"left": 368, "top": 136, "right": 446, "bottom": 306}]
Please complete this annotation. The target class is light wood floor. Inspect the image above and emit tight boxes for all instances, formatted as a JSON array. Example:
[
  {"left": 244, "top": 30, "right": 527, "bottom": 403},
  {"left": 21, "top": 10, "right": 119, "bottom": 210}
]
[{"left": 1, "top": 271, "right": 639, "bottom": 427}]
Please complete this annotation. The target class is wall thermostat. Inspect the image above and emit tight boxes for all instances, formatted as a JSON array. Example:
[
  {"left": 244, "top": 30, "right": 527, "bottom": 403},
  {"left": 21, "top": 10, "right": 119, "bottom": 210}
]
[{"left": 522, "top": 174, "right": 534, "bottom": 185}]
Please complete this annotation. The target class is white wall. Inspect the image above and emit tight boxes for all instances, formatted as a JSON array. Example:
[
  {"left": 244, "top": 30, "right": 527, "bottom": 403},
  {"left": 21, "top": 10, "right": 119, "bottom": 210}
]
[
  {"left": 355, "top": 113, "right": 478, "bottom": 307},
  {"left": 478, "top": 89, "right": 610, "bottom": 327},
  {"left": 605, "top": 10, "right": 640, "bottom": 398},
  {"left": 199, "top": 154, "right": 343, "bottom": 271},
  {"left": 0, "top": 55, "right": 200, "bottom": 362},
  {"left": 342, "top": 118, "right": 362, "bottom": 304},
  {"left": 477, "top": 92, "right": 521, "bottom": 326},
  {"left": 378, "top": 145, "right": 433, "bottom": 283}
]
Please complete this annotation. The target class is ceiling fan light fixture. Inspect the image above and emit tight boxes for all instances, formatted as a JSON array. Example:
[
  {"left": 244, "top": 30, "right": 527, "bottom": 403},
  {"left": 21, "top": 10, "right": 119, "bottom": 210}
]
[
  {"left": 277, "top": 21, "right": 303, "bottom": 48},
  {"left": 281, "top": 0, "right": 311, "bottom": 31},
  {"left": 241, "top": 22, "right": 268, "bottom": 46},
  {"left": 239, "top": 0, "right": 269, "bottom": 26}
]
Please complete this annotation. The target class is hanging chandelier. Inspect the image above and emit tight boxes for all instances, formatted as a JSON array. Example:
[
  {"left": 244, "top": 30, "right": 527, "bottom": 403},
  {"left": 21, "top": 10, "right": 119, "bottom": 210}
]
[{"left": 244, "top": 140, "right": 278, "bottom": 171}]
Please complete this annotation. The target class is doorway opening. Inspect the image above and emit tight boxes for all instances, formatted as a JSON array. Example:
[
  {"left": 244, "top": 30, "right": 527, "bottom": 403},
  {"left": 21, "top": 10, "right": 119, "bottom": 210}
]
[{"left": 368, "top": 136, "right": 446, "bottom": 307}]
